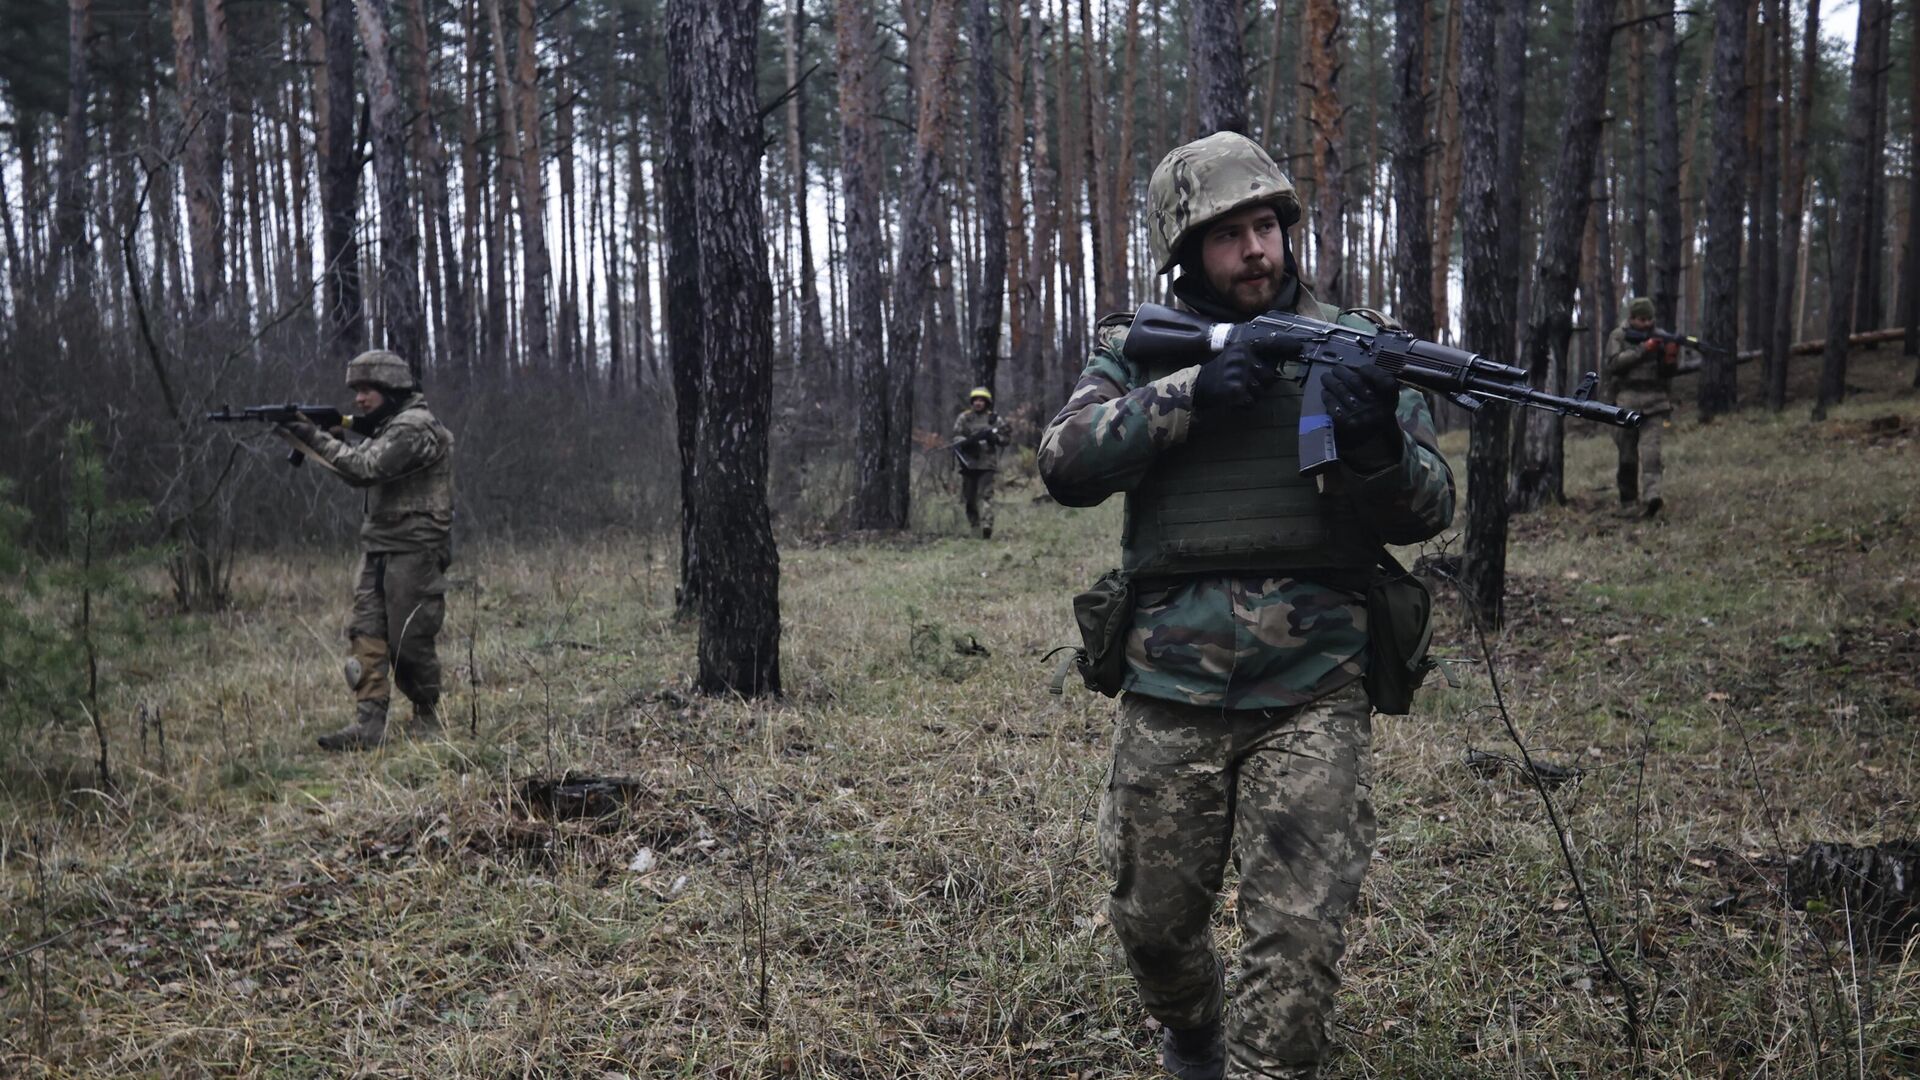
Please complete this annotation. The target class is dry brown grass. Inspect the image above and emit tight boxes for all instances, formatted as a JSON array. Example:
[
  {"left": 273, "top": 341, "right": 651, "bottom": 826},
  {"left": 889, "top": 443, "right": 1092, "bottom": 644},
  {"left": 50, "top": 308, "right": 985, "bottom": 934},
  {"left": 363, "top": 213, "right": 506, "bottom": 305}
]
[{"left": 4, "top": 348, "right": 1918, "bottom": 1078}]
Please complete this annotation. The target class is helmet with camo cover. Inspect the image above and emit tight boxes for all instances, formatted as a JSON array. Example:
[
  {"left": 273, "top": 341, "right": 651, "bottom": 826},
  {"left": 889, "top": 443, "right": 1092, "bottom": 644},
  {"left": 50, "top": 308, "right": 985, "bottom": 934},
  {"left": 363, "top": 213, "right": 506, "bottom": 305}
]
[
  {"left": 344, "top": 349, "right": 415, "bottom": 392},
  {"left": 1146, "top": 131, "right": 1302, "bottom": 276}
]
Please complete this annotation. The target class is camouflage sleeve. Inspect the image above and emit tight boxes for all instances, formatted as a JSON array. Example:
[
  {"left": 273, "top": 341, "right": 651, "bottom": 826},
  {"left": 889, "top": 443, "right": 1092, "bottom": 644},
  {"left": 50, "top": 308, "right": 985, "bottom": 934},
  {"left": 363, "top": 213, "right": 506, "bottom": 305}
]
[
  {"left": 1038, "top": 326, "right": 1199, "bottom": 507},
  {"left": 310, "top": 419, "right": 442, "bottom": 489},
  {"left": 1343, "top": 387, "right": 1456, "bottom": 544},
  {"left": 1603, "top": 328, "right": 1650, "bottom": 378},
  {"left": 951, "top": 410, "right": 969, "bottom": 438}
]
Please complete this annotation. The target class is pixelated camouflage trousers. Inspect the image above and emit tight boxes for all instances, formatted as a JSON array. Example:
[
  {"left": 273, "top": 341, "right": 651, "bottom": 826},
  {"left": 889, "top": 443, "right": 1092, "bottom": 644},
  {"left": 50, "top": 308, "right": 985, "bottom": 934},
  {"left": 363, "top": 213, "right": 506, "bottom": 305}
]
[
  {"left": 1100, "top": 681, "right": 1375, "bottom": 1079},
  {"left": 347, "top": 549, "right": 448, "bottom": 709},
  {"left": 960, "top": 469, "right": 995, "bottom": 532}
]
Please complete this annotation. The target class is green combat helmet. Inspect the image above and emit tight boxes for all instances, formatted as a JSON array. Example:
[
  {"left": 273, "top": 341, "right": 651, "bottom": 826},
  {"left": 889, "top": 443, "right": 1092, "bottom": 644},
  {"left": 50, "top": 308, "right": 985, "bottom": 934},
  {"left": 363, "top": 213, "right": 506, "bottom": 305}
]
[
  {"left": 1146, "top": 131, "right": 1303, "bottom": 275},
  {"left": 345, "top": 349, "right": 415, "bottom": 391}
]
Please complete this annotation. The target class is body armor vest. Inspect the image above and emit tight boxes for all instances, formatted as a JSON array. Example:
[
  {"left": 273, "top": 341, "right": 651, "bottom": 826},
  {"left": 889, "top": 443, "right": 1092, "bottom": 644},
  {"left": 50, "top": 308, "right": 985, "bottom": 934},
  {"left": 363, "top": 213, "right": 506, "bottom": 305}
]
[
  {"left": 362, "top": 400, "right": 455, "bottom": 553},
  {"left": 1120, "top": 311, "right": 1384, "bottom": 578}
]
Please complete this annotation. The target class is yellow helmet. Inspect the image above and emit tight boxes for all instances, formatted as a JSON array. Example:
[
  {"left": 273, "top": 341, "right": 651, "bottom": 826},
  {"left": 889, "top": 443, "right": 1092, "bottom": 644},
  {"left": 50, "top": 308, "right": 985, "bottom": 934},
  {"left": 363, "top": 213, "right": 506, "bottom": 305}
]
[{"left": 969, "top": 386, "right": 993, "bottom": 403}]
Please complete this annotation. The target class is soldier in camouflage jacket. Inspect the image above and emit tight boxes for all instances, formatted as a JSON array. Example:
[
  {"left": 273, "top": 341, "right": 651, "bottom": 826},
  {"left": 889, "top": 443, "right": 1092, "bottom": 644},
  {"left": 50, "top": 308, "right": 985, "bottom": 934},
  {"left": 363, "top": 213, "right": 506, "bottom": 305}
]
[
  {"left": 1603, "top": 297, "right": 1674, "bottom": 516},
  {"left": 1040, "top": 133, "right": 1455, "bottom": 1080},
  {"left": 282, "top": 349, "right": 456, "bottom": 751}
]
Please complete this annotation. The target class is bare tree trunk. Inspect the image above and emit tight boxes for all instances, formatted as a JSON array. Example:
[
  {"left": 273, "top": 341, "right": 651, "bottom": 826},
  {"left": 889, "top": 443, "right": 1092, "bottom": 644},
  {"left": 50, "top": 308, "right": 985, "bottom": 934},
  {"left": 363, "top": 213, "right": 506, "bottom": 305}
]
[
  {"left": 1494, "top": 0, "right": 1525, "bottom": 359},
  {"left": 1770, "top": 0, "right": 1813, "bottom": 410},
  {"left": 1080, "top": 0, "right": 1111, "bottom": 314},
  {"left": 1190, "top": 0, "right": 1247, "bottom": 134},
  {"left": 53, "top": 0, "right": 93, "bottom": 300},
  {"left": 1020, "top": 0, "right": 1055, "bottom": 404},
  {"left": 679, "top": 0, "right": 781, "bottom": 696},
  {"left": 786, "top": 0, "right": 829, "bottom": 379},
  {"left": 1509, "top": 0, "right": 1611, "bottom": 512},
  {"left": 1459, "top": 0, "right": 1510, "bottom": 627},
  {"left": 664, "top": 0, "right": 705, "bottom": 613},
  {"left": 882, "top": 0, "right": 960, "bottom": 524},
  {"left": 1907, "top": 0, "right": 1920, "bottom": 378},
  {"left": 318, "top": 0, "right": 362, "bottom": 358},
  {"left": 1003, "top": 0, "right": 1029, "bottom": 367},
  {"left": 1392, "top": 0, "right": 1433, "bottom": 339},
  {"left": 1815, "top": 0, "right": 1885, "bottom": 418},
  {"left": 485, "top": 0, "right": 551, "bottom": 368},
  {"left": 1304, "top": 0, "right": 1346, "bottom": 303},
  {"left": 175, "top": 0, "right": 230, "bottom": 316},
  {"left": 409, "top": 0, "right": 467, "bottom": 374},
  {"left": 1750, "top": 0, "right": 1780, "bottom": 391},
  {"left": 1110, "top": 0, "right": 1141, "bottom": 307},
  {"left": 1651, "top": 0, "right": 1682, "bottom": 330},
  {"left": 1854, "top": 2, "right": 1892, "bottom": 331},
  {"left": 1697, "top": 0, "right": 1746, "bottom": 419},
  {"left": 1430, "top": 0, "right": 1461, "bottom": 337},
  {"left": 840, "top": 0, "right": 893, "bottom": 528},
  {"left": 357, "top": 0, "right": 426, "bottom": 378},
  {"left": 1626, "top": 0, "right": 1649, "bottom": 297},
  {"left": 968, "top": 0, "right": 1006, "bottom": 395}
]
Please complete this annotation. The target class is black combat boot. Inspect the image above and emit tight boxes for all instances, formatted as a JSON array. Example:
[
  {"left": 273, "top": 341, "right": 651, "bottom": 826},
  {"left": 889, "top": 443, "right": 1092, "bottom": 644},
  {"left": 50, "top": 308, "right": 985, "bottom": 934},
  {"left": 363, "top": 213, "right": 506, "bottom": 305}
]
[
  {"left": 318, "top": 699, "right": 390, "bottom": 751},
  {"left": 1159, "top": 1021, "right": 1225, "bottom": 1080},
  {"left": 405, "top": 698, "right": 443, "bottom": 736},
  {"left": 1616, "top": 463, "right": 1638, "bottom": 507}
]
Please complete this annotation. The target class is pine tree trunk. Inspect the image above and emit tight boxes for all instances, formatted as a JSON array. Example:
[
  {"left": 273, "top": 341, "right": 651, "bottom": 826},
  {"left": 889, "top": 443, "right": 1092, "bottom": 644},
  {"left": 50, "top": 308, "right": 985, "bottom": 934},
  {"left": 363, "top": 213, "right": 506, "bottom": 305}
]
[
  {"left": 1770, "top": 0, "right": 1813, "bottom": 410},
  {"left": 1494, "top": 0, "right": 1525, "bottom": 360},
  {"left": 1750, "top": 0, "right": 1780, "bottom": 390},
  {"left": 53, "top": 0, "right": 93, "bottom": 300},
  {"left": 786, "top": 0, "right": 829, "bottom": 380},
  {"left": 1906, "top": 0, "right": 1919, "bottom": 376},
  {"left": 1110, "top": 0, "right": 1140, "bottom": 307},
  {"left": 1854, "top": 4, "right": 1892, "bottom": 331},
  {"left": 1509, "top": 0, "right": 1611, "bottom": 512},
  {"left": 318, "top": 0, "right": 362, "bottom": 358},
  {"left": 1626, "top": 0, "right": 1649, "bottom": 296},
  {"left": 176, "top": 0, "right": 230, "bottom": 316},
  {"left": 1003, "top": 0, "right": 1029, "bottom": 367},
  {"left": 1430, "top": 0, "right": 1461, "bottom": 336},
  {"left": 663, "top": 0, "right": 706, "bottom": 613},
  {"left": 967, "top": 0, "right": 1006, "bottom": 395},
  {"left": 1458, "top": 0, "right": 1510, "bottom": 628},
  {"left": 485, "top": 0, "right": 551, "bottom": 368},
  {"left": 1391, "top": 0, "right": 1433, "bottom": 339},
  {"left": 678, "top": 0, "right": 781, "bottom": 696},
  {"left": 1697, "top": 0, "right": 1746, "bottom": 419},
  {"left": 1651, "top": 0, "right": 1682, "bottom": 329},
  {"left": 1080, "top": 0, "right": 1110, "bottom": 314},
  {"left": 357, "top": 0, "right": 426, "bottom": 378},
  {"left": 409, "top": 0, "right": 467, "bottom": 375},
  {"left": 1190, "top": 0, "right": 1247, "bottom": 134},
  {"left": 840, "top": 0, "right": 894, "bottom": 528},
  {"left": 1304, "top": 0, "right": 1346, "bottom": 303},
  {"left": 1815, "top": 0, "right": 1885, "bottom": 418},
  {"left": 883, "top": 0, "right": 960, "bottom": 524}
]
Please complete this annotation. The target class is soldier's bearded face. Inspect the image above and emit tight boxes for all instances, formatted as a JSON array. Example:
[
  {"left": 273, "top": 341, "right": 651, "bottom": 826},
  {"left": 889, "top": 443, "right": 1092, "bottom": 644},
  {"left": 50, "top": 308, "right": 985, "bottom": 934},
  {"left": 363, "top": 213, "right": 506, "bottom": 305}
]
[
  {"left": 1630, "top": 315, "right": 1654, "bottom": 331},
  {"left": 1200, "top": 204, "right": 1286, "bottom": 315}
]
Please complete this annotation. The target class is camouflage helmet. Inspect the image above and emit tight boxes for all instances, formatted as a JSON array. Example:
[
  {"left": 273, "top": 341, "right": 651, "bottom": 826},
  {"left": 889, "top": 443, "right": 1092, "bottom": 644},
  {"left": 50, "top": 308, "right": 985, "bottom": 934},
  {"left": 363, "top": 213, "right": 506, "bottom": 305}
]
[
  {"left": 1626, "top": 296, "right": 1655, "bottom": 320},
  {"left": 1146, "top": 131, "right": 1302, "bottom": 275},
  {"left": 344, "top": 349, "right": 415, "bottom": 392}
]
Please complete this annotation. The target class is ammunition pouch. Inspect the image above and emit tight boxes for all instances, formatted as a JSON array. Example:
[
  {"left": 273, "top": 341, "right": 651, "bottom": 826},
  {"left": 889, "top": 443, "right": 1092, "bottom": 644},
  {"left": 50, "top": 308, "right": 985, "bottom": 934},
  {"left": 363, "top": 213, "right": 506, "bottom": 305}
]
[
  {"left": 1051, "top": 568, "right": 1136, "bottom": 698},
  {"left": 1362, "top": 553, "right": 1436, "bottom": 715}
]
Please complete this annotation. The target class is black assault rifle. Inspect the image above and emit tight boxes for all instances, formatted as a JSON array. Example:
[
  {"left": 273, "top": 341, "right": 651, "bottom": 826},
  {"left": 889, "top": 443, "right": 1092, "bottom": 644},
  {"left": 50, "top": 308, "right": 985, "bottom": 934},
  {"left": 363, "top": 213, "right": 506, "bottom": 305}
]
[
  {"left": 1123, "top": 303, "right": 1643, "bottom": 476},
  {"left": 207, "top": 403, "right": 361, "bottom": 467}
]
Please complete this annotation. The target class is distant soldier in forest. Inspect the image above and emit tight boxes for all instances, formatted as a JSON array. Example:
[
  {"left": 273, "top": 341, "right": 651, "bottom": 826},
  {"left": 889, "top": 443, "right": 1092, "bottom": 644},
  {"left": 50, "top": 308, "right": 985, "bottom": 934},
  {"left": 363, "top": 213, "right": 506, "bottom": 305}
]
[
  {"left": 1039, "top": 132, "right": 1455, "bottom": 1080},
  {"left": 279, "top": 350, "right": 456, "bottom": 751},
  {"left": 951, "top": 387, "right": 1008, "bottom": 539},
  {"left": 1604, "top": 297, "right": 1677, "bottom": 517}
]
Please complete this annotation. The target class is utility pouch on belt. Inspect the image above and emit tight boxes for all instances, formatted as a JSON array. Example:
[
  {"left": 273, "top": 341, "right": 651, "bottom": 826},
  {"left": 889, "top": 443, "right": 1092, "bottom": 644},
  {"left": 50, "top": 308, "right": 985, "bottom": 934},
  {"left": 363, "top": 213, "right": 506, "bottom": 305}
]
[
  {"left": 1049, "top": 568, "right": 1135, "bottom": 697},
  {"left": 1363, "top": 552, "right": 1436, "bottom": 715}
]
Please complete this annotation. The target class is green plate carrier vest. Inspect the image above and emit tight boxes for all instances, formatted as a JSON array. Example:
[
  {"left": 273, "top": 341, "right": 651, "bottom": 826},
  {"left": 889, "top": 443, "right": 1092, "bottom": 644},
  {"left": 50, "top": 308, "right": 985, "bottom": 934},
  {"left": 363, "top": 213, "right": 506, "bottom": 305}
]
[{"left": 1119, "top": 308, "right": 1387, "bottom": 578}]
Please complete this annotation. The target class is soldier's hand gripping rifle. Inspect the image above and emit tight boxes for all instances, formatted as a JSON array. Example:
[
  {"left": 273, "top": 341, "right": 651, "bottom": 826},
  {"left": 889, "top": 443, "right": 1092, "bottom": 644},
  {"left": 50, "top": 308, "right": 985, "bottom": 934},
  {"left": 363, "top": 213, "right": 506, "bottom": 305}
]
[
  {"left": 1621, "top": 326, "right": 1730, "bottom": 358},
  {"left": 1123, "top": 302, "right": 1643, "bottom": 475},
  {"left": 206, "top": 403, "right": 362, "bottom": 468},
  {"left": 944, "top": 424, "right": 1003, "bottom": 466}
]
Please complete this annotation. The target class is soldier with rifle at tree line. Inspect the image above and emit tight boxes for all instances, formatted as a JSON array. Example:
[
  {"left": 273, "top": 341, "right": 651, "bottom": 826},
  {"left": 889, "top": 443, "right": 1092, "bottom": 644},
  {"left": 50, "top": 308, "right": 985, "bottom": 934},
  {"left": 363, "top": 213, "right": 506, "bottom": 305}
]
[
  {"left": 1040, "top": 132, "right": 1638, "bottom": 1080},
  {"left": 950, "top": 386, "right": 1008, "bottom": 539},
  {"left": 213, "top": 350, "right": 457, "bottom": 751},
  {"left": 1606, "top": 297, "right": 1683, "bottom": 517}
]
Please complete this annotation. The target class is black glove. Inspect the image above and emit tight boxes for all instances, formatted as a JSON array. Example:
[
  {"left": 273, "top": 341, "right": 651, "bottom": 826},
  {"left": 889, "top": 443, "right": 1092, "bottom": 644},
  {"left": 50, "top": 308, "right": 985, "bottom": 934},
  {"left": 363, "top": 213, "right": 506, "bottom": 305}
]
[
  {"left": 1192, "top": 341, "right": 1280, "bottom": 412},
  {"left": 280, "top": 419, "right": 318, "bottom": 444},
  {"left": 1322, "top": 363, "right": 1402, "bottom": 471}
]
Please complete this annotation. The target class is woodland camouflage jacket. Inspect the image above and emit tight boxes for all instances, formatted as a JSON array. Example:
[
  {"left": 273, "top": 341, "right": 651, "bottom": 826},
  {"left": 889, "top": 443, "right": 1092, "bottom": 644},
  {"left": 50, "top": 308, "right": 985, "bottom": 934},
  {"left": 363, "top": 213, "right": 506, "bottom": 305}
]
[
  {"left": 1604, "top": 325, "right": 1675, "bottom": 412},
  {"left": 1039, "top": 289, "right": 1455, "bottom": 710},
  {"left": 303, "top": 393, "right": 456, "bottom": 554}
]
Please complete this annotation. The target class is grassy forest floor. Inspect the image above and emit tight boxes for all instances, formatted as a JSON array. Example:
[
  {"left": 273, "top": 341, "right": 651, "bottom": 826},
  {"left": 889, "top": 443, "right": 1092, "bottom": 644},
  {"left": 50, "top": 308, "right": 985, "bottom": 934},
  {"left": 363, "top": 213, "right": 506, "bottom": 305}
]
[{"left": 5, "top": 348, "right": 1920, "bottom": 1078}]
